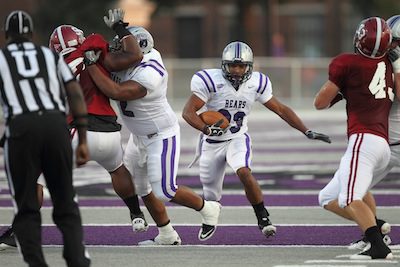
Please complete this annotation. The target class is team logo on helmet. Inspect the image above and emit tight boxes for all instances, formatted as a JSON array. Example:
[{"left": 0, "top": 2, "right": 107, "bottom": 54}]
[{"left": 49, "top": 25, "right": 85, "bottom": 56}]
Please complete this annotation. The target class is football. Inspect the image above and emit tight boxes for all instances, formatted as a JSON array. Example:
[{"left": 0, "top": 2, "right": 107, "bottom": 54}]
[{"left": 199, "top": 111, "right": 230, "bottom": 129}]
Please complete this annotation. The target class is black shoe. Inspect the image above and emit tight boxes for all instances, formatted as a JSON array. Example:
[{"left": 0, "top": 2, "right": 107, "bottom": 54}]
[
  {"left": 0, "top": 227, "right": 17, "bottom": 250},
  {"left": 198, "top": 224, "right": 216, "bottom": 241},
  {"left": 257, "top": 209, "right": 276, "bottom": 237},
  {"left": 350, "top": 243, "right": 393, "bottom": 260}
]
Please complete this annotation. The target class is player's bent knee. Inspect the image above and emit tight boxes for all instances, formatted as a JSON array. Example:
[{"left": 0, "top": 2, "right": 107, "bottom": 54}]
[
  {"left": 152, "top": 189, "right": 174, "bottom": 202},
  {"left": 318, "top": 190, "right": 333, "bottom": 208}
]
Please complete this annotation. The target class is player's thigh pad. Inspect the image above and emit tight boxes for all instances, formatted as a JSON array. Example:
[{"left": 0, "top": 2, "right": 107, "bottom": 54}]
[
  {"left": 318, "top": 170, "right": 340, "bottom": 207},
  {"left": 370, "top": 144, "right": 400, "bottom": 188},
  {"left": 72, "top": 131, "right": 123, "bottom": 172},
  {"left": 199, "top": 140, "right": 228, "bottom": 201},
  {"left": 226, "top": 133, "right": 252, "bottom": 172},
  {"left": 123, "top": 135, "right": 151, "bottom": 196},
  {"left": 338, "top": 133, "right": 390, "bottom": 207},
  {"left": 146, "top": 134, "right": 180, "bottom": 201}
]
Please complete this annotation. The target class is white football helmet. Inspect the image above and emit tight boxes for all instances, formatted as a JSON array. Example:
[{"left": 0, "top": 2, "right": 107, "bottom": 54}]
[
  {"left": 387, "top": 15, "right": 400, "bottom": 40},
  {"left": 221, "top": 41, "right": 253, "bottom": 88},
  {"left": 127, "top": 26, "right": 154, "bottom": 54},
  {"left": 110, "top": 26, "right": 154, "bottom": 54}
]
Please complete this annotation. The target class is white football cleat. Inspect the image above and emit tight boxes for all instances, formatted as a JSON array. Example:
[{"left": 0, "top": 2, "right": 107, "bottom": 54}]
[
  {"left": 138, "top": 230, "right": 181, "bottom": 246},
  {"left": 198, "top": 201, "right": 221, "bottom": 241}
]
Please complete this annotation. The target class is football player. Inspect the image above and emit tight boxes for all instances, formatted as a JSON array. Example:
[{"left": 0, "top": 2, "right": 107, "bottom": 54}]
[
  {"left": 315, "top": 17, "right": 394, "bottom": 260},
  {"left": 82, "top": 26, "right": 222, "bottom": 242},
  {"left": 181, "top": 41, "right": 331, "bottom": 238},
  {"left": 318, "top": 14, "right": 400, "bottom": 253},
  {"left": 1, "top": 9, "right": 148, "bottom": 250}
]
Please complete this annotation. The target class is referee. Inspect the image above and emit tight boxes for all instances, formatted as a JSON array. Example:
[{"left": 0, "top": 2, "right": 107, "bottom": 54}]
[{"left": 0, "top": 10, "right": 90, "bottom": 267}]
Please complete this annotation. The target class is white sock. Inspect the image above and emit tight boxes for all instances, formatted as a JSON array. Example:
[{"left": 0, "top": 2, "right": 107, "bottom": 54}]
[{"left": 158, "top": 222, "right": 174, "bottom": 235}]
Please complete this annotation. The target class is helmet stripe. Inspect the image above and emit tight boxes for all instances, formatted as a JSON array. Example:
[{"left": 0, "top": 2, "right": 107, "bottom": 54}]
[
  {"left": 56, "top": 27, "right": 67, "bottom": 50},
  {"left": 18, "top": 11, "right": 23, "bottom": 34},
  {"left": 235, "top": 42, "right": 240, "bottom": 59},
  {"left": 372, "top": 17, "right": 382, "bottom": 58}
]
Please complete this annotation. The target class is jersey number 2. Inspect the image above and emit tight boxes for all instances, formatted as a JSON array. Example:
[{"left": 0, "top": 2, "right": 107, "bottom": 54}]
[
  {"left": 120, "top": 101, "right": 135, "bottom": 117},
  {"left": 369, "top": 62, "right": 394, "bottom": 101}
]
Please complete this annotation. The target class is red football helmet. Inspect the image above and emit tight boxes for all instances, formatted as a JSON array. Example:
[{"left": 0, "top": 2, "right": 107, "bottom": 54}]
[
  {"left": 354, "top": 17, "right": 392, "bottom": 59},
  {"left": 49, "top": 25, "right": 85, "bottom": 56}
]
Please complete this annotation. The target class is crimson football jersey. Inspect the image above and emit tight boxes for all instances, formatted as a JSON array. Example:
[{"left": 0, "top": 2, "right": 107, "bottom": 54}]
[
  {"left": 329, "top": 53, "right": 394, "bottom": 140},
  {"left": 65, "top": 34, "right": 116, "bottom": 120}
]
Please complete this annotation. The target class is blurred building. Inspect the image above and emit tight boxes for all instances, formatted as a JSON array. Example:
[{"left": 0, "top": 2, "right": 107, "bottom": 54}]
[
  {"left": 142, "top": 0, "right": 360, "bottom": 58},
  {"left": 0, "top": 0, "right": 393, "bottom": 58}
]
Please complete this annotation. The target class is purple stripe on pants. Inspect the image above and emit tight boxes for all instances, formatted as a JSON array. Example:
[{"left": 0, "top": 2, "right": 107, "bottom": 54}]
[
  {"left": 170, "top": 136, "right": 177, "bottom": 192},
  {"left": 161, "top": 138, "right": 173, "bottom": 199},
  {"left": 244, "top": 133, "right": 250, "bottom": 167}
]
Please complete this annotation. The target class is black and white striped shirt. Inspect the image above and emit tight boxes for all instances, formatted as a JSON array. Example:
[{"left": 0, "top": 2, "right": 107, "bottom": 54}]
[{"left": 0, "top": 41, "right": 75, "bottom": 120}]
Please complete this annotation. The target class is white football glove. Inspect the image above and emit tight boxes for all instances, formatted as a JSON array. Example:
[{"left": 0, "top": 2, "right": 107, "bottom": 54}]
[
  {"left": 83, "top": 50, "right": 101, "bottom": 66},
  {"left": 203, "top": 119, "right": 228, "bottom": 136},
  {"left": 103, "top": 8, "right": 125, "bottom": 29}
]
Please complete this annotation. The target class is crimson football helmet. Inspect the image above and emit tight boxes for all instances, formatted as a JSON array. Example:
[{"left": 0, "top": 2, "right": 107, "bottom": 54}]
[
  {"left": 49, "top": 25, "right": 85, "bottom": 56},
  {"left": 353, "top": 17, "right": 392, "bottom": 59}
]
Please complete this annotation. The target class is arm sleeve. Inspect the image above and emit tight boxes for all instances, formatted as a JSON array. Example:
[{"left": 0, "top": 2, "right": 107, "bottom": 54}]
[
  {"left": 256, "top": 73, "right": 273, "bottom": 104},
  {"left": 190, "top": 72, "right": 211, "bottom": 102},
  {"left": 328, "top": 57, "right": 346, "bottom": 89}
]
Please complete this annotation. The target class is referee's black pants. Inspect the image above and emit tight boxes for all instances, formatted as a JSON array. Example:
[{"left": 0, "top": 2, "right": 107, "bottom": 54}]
[{"left": 4, "top": 112, "right": 90, "bottom": 267}]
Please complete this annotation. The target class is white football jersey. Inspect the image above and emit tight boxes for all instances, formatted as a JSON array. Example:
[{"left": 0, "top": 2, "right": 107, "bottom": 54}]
[
  {"left": 389, "top": 98, "right": 400, "bottom": 144},
  {"left": 191, "top": 68, "right": 273, "bottom": 140},
  {"left": 112, "top": 49, "right": 178, "bottom": 136}
]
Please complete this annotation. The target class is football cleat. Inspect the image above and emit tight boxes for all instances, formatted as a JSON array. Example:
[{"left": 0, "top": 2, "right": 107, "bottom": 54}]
[
  {"left": 257, "top": 209, "right": 276, "bottom": 238},
  {"left": 0, "top": 227, "right": 17, "bottom": 251},
  {"left": 198, "top": 200, "right": 221, "bottom": 241},
  {"left": 348, "top": 235, "right": 391, "bottom": 250},
  {"left": 348, "top": 220, "right": 392, "bottom": 250},
  {"left": 130, "top": 212, "right": 149, "bottom": 233},
  {"left": 138, "top": 230, "right": 181, "bottom": 246},
  {"left": 350, "top": 242, "right": 393, "bottom": 260}
]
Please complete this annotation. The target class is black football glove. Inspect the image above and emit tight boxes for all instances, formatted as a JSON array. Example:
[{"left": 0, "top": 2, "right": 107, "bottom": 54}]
[
  {"left": 305, "top": 130, "right": 331, "bottom": 144},
  {"left": 203, "top": 119, "right": 228, "bottom": 136},
  {"left": 389, "top": 46, "right": 400, "bottom": 74},
  {"left": 83, "top": 50, "right": 101, "bottom": 66}
]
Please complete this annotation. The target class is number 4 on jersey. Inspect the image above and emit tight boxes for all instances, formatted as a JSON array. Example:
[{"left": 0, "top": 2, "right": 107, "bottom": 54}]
[{"left": 369, "top": 61, "right": 394, "bottom": 101}]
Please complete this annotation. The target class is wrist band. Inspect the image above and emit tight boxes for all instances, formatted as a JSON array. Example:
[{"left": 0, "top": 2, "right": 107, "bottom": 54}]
[
  {"left": 202, "top": 125, "right": 209, "bottom": 135},
  {"left": 112, "top": 21, "right": 131, "bottom": 39}
]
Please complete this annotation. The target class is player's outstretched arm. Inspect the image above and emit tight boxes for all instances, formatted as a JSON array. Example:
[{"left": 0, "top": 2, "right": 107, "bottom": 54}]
[
  {"left": 84, "top": 51, "right": 147, "bottom": 101},
  {"left": 263, "top": 96, "right": 331, "bottom": 143},
  {"left": 103, "top": 8, "right": 143, "bottom": 72}
]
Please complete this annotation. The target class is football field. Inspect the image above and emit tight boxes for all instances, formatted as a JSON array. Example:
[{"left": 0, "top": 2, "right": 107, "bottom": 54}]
[{"left": 0, "top": 110, "right": 399, "bottom": 266}]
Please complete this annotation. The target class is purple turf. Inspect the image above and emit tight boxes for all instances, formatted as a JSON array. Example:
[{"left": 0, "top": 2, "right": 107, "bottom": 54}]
[{"left": 39, "top": 225, "right": 399, "bottom": 246}]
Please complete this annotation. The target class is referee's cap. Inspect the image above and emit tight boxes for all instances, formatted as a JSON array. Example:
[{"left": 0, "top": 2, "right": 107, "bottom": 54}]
[{"left": 5, "top": 10, "right": 33, "bottom": 37}]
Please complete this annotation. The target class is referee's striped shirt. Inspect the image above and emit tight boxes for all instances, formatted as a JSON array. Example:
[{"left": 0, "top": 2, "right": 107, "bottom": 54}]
[{"left": 0, "top": 41, "right": 75, "bottom": 120}]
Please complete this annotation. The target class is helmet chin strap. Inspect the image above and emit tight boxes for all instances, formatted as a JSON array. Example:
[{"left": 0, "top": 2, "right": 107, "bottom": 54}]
[{"left": 230, "top": 77, "right": 241, "bottom": 90}]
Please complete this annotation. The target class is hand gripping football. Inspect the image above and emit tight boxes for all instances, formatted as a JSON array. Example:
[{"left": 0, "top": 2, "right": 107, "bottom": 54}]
[{"left": 199, "top": 111, "right": 230, "bottom": 129}]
